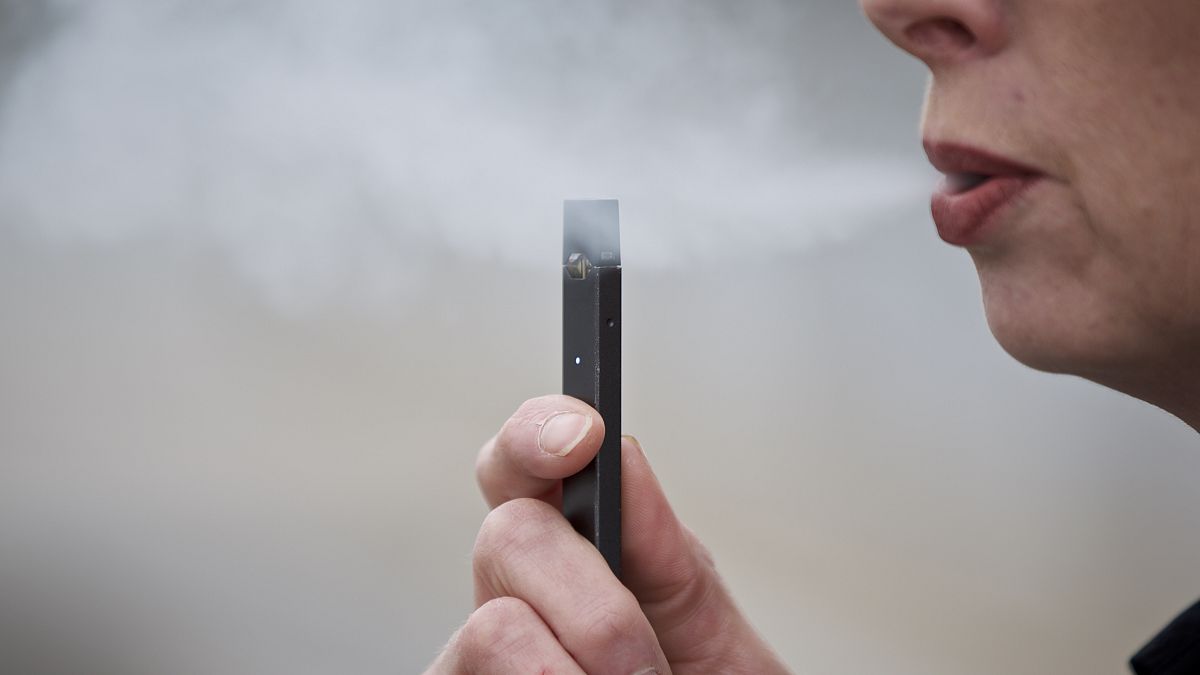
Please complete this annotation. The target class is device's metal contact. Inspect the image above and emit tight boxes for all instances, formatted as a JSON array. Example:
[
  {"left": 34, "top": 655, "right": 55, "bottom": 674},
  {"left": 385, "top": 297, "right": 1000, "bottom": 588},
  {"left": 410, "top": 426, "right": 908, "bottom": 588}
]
[{"left": 566, "top": 252, "right": 592, "bottom": 280}]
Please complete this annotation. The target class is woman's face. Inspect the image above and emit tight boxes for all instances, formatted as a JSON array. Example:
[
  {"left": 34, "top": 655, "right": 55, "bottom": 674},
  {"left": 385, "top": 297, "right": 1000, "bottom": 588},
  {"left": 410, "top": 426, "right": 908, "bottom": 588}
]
[{"left": 861, "top": 0, "right": 1200, "bottom": 390}]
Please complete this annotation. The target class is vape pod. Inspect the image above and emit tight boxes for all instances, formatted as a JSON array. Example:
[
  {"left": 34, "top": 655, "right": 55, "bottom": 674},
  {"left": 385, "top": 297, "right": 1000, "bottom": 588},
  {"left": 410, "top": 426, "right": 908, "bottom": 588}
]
[{"left": 561, "top": 199, "right": 621, "bottom": 578}]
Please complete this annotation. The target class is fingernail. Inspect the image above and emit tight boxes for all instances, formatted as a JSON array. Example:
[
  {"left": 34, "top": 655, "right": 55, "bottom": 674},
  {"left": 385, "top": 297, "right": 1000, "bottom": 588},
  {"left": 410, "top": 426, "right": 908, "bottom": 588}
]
[
  {"left": 622, "top": 434, "right": 643, "bottom": 453},
  {"left": 537, "top": 412, "right": 591, "bottom": 457}
]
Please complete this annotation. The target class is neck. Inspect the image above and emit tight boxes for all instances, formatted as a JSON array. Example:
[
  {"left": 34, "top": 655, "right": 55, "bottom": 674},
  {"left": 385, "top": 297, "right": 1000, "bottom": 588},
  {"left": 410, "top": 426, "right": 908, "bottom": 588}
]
[
  {"left": 1148, "top": 385, "right": 1200, "bottom": 433},
  {"left": 1087, "top": 359, "right": 1200, "bottom": 433}
]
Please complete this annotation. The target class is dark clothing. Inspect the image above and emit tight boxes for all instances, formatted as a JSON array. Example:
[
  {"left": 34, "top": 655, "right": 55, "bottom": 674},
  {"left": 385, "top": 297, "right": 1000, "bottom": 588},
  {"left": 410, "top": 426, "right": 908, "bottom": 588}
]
[{"left": 1132, "top": 600, "right": 1200, "bottom": 675}]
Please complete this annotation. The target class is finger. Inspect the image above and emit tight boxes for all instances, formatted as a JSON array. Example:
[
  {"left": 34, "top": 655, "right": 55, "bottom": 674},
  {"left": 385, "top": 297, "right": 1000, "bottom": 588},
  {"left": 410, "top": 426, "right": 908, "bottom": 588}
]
[
  {"left": 425, "top": 597, "right": 585, "bottom": 675},
  {"left": 476, "top": 395, "right": 605, "bottom": 509},
  {"left": 473, "top": 498, "right": 671, "bottom": 675},
  {"left": 618, "top": 436, "right": 784, "bottom": 668}
]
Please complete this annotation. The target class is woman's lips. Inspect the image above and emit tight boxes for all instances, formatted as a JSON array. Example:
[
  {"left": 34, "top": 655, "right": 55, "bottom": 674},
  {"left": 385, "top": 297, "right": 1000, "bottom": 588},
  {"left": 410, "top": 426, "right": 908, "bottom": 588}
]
[
  {"left": 924, "top": 141, "right": 1043, "bottom": 246},
  {"left": 931, "top": 174, "right": 1038, "bottom": 246}
]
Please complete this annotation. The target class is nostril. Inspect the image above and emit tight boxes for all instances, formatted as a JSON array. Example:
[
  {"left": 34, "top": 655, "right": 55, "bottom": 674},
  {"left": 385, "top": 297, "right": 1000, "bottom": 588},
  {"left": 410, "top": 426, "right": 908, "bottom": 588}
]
[{"left": 904, "top": 17, "right": 975, "bottom": 55}]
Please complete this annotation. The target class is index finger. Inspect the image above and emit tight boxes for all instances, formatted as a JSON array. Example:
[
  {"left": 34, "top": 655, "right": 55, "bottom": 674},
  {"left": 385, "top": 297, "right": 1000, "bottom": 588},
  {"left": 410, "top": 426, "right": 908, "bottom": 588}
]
[{"left": 475, "top": 395, "right": 605, "bottom": 509}]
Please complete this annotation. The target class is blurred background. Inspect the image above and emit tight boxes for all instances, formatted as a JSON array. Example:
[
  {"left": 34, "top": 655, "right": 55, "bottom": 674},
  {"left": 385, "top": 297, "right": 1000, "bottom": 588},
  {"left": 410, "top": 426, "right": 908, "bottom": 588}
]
[{"left": 1, "top": 1, "right": 1198, "bottom": 673}]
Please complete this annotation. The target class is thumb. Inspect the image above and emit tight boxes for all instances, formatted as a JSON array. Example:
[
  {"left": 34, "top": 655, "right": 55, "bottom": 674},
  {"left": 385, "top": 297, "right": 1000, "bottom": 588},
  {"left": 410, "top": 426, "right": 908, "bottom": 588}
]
[{"left": 619, "top": 436, "right": 782, "bottom": 669}]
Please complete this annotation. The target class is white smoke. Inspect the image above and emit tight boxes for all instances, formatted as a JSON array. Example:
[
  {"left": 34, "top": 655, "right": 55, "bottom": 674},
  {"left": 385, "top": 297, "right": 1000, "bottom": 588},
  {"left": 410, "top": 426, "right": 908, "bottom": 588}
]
[{"left": 0, "top": 0, "right": 929, "bottom": 311}]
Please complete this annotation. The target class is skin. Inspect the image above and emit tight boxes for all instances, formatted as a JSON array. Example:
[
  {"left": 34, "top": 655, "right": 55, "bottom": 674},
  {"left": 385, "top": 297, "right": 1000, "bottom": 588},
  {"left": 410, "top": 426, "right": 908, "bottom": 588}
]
[
  {"left": 427, "top": 397, "right": 789, "bottom": 674},
  {"left": 864, "top": 0, "right": 1200, "bottom": 428},
  {"left": 428, "top": 1, "right": 1200, "bottom": 672}
]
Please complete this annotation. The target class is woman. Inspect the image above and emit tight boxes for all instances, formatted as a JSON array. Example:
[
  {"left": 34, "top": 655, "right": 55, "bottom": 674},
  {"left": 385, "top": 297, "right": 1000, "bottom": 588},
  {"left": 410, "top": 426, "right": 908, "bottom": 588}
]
[{"left": 426, "top": 0, "right": 1200, "bottom": 672}]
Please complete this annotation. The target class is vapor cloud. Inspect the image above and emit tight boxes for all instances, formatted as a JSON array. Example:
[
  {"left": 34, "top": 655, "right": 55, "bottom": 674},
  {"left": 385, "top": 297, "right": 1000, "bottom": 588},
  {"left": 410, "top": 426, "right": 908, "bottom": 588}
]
[{"left": 0, "top": 0, "right": 929, "bottom": 310}]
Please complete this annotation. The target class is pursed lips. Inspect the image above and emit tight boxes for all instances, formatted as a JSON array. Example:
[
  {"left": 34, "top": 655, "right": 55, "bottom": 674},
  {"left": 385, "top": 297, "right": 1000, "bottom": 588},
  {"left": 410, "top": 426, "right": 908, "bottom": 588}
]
[{"left": 923, "top": 141, "right": 1045, "bottom": 246}]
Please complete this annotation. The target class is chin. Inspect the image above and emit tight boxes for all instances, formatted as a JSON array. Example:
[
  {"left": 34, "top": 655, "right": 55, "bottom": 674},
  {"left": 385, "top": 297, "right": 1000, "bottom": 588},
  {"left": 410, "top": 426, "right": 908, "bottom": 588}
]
[
  {"left": 972, "top": 254, "right": 1148, "bottom": 380},
  {"left": 983, "top": 306, "right": 1090, "bottom": 376},
  {"left": 977, "top": 261, "right": 1200, "bottom": 429},
  {"left": 963, "top": 191, "right": 1144, "bottom": 378}
]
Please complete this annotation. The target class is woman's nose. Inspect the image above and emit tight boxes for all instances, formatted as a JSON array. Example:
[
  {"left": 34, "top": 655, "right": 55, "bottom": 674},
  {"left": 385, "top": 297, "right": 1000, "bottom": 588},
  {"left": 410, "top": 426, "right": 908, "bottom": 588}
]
[{"left": 860, "top": 0, "right": 1009, "bottom": 66}]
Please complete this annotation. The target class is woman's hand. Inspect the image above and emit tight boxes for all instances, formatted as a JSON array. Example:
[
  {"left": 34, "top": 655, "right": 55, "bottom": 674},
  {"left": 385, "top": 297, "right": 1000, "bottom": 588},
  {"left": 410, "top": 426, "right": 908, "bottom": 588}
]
[{"left": 425, "top": 395, "right": 791, "bottom": 674}]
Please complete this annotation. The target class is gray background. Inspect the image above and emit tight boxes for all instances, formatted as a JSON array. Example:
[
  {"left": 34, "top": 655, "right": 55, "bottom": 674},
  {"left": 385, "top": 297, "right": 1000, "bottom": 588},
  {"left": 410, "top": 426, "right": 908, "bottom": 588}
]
[{"left": 1, "top": 1, "right": 1197, "bottom": 674}]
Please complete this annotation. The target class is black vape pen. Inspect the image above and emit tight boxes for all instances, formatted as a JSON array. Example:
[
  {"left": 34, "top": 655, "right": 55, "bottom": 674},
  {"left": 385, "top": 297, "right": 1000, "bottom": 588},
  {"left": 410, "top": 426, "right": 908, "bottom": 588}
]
[{"left": 561, "top": 199, "right": 621, "bottom": 578}]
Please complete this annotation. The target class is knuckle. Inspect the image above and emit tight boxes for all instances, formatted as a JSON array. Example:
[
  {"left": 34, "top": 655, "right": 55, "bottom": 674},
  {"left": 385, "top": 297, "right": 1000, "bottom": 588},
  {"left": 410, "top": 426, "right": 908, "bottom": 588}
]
[
  {"left": 458, "top": 597, "right": 542, "bottom": 661},
  {"left": 574, "top": 596, "right": 644, "bottom": 655},
  {"left": 473, "top": 498, "right": 558, "bottom": 571},
  {"left": 683, "top": 524, "right": 718, "bottom": 570}
]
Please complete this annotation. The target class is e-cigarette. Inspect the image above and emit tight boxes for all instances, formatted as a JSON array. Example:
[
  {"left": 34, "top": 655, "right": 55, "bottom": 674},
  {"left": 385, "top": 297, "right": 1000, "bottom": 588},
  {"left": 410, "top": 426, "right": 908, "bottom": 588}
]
[{"left": 561, "top": 199, "right": 621, "bottom": 578}]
